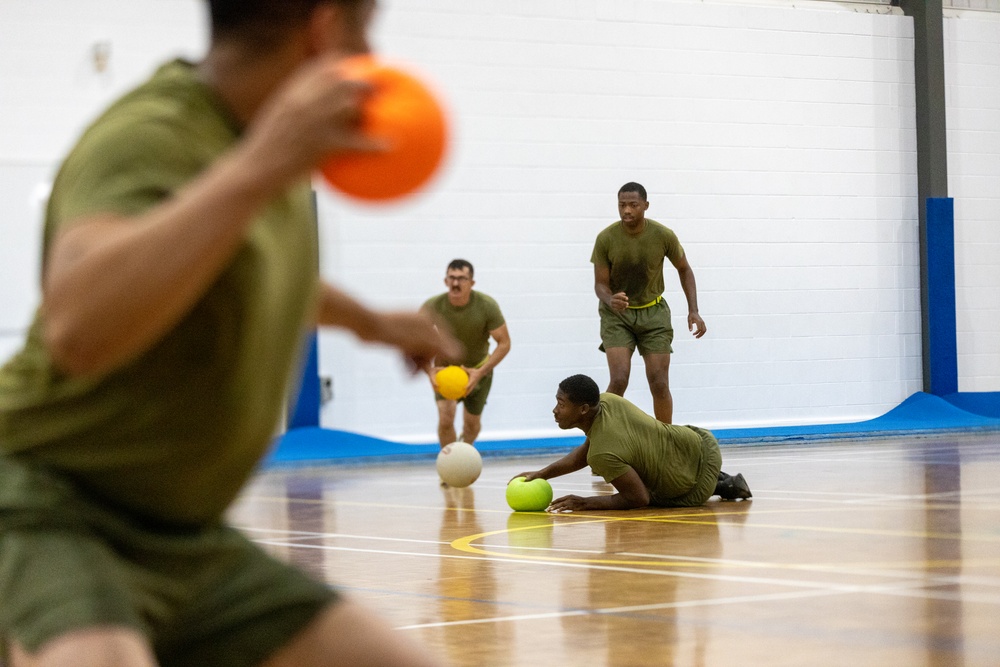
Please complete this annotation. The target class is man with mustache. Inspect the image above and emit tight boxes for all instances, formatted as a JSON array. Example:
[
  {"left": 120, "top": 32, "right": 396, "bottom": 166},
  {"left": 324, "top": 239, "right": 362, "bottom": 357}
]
[{"left": 422, "top": 259, "right": 510, "bottom": 451}]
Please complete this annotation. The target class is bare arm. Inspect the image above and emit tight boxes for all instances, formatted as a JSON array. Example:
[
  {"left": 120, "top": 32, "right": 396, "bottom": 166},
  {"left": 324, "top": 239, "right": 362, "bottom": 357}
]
[
  {"left": 479, "top": 323, "right": 510, "bottom": 374},
  {"left": 464, "top": 323, "right": 510, "bottom": 393},
  {"left": 513, "top": 440, "right": 591, "bottom": 483},
  {"left": 316, "top": 283, "right": 461, "bottom": 373},
  {"left": 594, "top": 263, "right": 628, "bottom": 312},
  {"left": 42, "top": 54, "right": 380, "bottom": 377},
  {"left": 548, "top": 466, "right": 651, "bottom": 512},
  {"left": 670, "top": 253, "right": 706, "bottom": 338}
]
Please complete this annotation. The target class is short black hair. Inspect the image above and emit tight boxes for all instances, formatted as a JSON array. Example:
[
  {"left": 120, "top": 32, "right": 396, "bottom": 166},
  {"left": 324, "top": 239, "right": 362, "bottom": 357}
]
[
  {"left": 618, "top": 182, "right": 647, "bottom": 201},
  {"left": 558, "top": 375, "right": 600, "bottom": 407},
  {"left": 207, "top": 0, "right": 361, "bottom": 45},
  {"left": 447, "top": 259, "right": 474, "bottom": 278}
]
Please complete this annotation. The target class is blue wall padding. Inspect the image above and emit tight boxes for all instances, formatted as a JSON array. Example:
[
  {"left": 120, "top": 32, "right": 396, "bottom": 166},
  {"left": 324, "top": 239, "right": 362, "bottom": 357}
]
[
  {"left": 713, "top": 392, "right": 999, "bottom": 443},
  {"left": 286, "top": 332, "right": 320, "bottom": 429},
  {"left": 926, "top": 197, "right": 958, "bottom": 396},
  {"left": 268, "top": 427, "right": 585, "bottom": 465},
  {"left": 942, "top": 392, "right": 1000, "bottom": 418},
  {"left": 267, "top": 391, "right": 1000, "bottom": 466}
]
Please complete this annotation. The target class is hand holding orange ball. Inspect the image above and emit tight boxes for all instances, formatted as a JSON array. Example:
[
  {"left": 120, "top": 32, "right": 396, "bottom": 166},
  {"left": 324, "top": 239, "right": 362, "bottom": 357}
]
[{"left": 321, "top": 56, "right": 449, "bottom": 202}]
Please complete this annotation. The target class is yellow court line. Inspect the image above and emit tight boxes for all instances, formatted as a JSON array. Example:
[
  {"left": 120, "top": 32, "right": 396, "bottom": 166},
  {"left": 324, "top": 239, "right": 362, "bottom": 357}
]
[
  {"left": 558, "top": 509, "right": 1000, "bottom": 542},
  {"left": 246, "top": 494, "right": 999, "bottom": 542},
  {"left": 451, "top": 522, "right": 1000, "bottom": 572}
]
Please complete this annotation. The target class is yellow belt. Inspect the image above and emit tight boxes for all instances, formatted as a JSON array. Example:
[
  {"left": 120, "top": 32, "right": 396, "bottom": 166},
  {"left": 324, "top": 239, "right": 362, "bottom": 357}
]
[{"left": 627, "top": 295, "right": 663, "bottom": 310}]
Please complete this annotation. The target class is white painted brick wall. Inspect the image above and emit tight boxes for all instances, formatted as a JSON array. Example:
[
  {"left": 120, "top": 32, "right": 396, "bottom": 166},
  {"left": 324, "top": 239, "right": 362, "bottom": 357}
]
[
  {"left": 0, "top": 0, "right": 995, "bottom": 444},
  {"left": 945, "top": 14, "right": 1000, "bottom": 391},
  {"left": 318, "top": 0, "right": 929, "bottom": 440},
  {"left": 0, "top": 0, "right": 205, "bottom": 349}
]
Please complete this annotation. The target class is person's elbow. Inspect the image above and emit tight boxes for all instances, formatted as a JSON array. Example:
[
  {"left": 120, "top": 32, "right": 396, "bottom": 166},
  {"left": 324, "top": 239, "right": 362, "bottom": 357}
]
[
  {"left": 627, "top": 491, "right": 651, "bottom": 509},
  {"left": 42, "top": 306, "right": 116, "bottom": 377},
  {"left": 618, "top": 486, "right": 651, "bottom": 509},
  {"left": 43, "top": 319, "right": 99, "bottom": 376}
]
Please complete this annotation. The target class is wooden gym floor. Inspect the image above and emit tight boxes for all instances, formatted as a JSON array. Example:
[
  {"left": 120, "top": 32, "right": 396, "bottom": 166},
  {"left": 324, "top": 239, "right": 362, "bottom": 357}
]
[{"left": 230, "top": 433, "right": 1000, "bottom": 666}]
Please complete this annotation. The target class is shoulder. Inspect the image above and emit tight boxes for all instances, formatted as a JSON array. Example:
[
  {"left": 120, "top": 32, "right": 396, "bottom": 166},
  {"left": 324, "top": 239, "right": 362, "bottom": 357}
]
[
  {"left": 645, "top": 219, "right": 677, "bottom": 238},
  {"left": 472, "top": 291, "right": 499, "bottom": 307},
  {"left": 87, "top": 60, "right": 232, "bottom": 149},
  {"left": 596, "top": 221, "right": 621, "bottom": 239},
  {"left": 52, "top": 60, "right": 235, "bottom": 220},
  {"left": 471, "top": 291, "right": 504, "bottom": 317},
  {"left": 598, "top": 392, "right": 628, "bottom": 411}
]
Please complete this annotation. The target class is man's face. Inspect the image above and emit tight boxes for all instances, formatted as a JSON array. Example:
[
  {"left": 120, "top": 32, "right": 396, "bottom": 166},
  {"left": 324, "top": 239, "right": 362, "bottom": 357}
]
[
  {"left": 552, "top": 389, "right": 587, "bottom": 430},
  {"left": 445, "top": 266, "right": 474, "bottom": 305},
  {"left": 618, "top": 191, "right": 649, "bottom": 225}
]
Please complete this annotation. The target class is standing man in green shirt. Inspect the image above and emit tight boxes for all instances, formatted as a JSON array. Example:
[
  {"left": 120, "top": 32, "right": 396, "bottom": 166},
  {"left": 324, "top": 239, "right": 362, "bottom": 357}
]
[
  {"left": 0, "top": 1, "right": 454, "bottom": 666},
  {"left": 422, "top": 259, "right": 511, "bottom": 448},
  {"left": 592, "top": 182, "right": 707, "bottom": 424},
  {"left": 516, "top": 375, "right": 751, "bottom": 511}
]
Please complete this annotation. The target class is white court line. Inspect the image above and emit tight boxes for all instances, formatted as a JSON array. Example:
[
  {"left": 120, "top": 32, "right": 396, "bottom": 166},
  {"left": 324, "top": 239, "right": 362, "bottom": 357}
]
[
  {"left": 396, "top": 588, "right": 848, "bottom": 630},
  {"left": 616, "top": 551, "right": 1000, "bottom": 588},
  {"left": 251, "top": 537, "right": 1000, "bottom": 605},
  {"left": 241, "top": 525, "right": 448, "bottom": 544},
  {"left": 397, "top": 571, "right": 987, "bottom": 631},
  {"left": 397, "top": 568, "right": 1000, "bottom": 631},
  {"left": 251, "top": 539, "right": 901, "bottom": 591},
  {"left": 244, "top": 527, "right": 999, "bottom": 575}
]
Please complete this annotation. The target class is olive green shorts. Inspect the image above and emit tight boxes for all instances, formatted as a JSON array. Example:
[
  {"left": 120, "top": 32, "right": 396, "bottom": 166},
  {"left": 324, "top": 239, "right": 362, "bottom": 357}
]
[
  {"left": 598, "top": 299, "right": 674, "bottom": 356},
  {"left": 0, "top": 457, "right": 336, "bottom": 667},
  {"left": 650, "top": 427, "right": 723, "bottom": 508},
  {"left": 435, "top": 371, "right": 492, "bottom": 416}
]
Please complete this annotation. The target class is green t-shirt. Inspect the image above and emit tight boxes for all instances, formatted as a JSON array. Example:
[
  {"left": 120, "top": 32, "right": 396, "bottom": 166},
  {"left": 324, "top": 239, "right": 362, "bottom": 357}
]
[
  {"left": 590, "top": 218, "right": 684, "bottom": 307},
  {"left": 421, "top": 291, "right": 504, "bottom": 368},
  {"left": 586, "top": 393, "right": 705, "bottom": 502},
  {"left": 0, "top": 60, "right": 319, "bottom": 526}
]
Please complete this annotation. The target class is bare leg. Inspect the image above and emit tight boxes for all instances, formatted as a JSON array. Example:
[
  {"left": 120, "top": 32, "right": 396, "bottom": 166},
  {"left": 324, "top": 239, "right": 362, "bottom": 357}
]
[
  {"left": 604, "top": 346, "right": 633, "bottom": 396},
  {"left": 460, "top": 409, "right": 482, "bottom": 445},
  {"left": 10, "top": 628, "right": 157, "bottom": 667},
  {"left": 643, "top": 352, "right": 672, "bottom": 423},
  {"left": 435, "top": 399, "right": 457, "bottom": 448},
  {"left": 263, "top": 600, "right": 443, "bottom": 667}
]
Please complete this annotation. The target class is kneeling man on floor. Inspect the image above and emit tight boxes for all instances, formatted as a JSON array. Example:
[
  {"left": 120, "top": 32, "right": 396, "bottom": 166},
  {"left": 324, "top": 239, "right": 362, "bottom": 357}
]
[{"left": 516, "top": 375, "right": 751, "bottom": 512}]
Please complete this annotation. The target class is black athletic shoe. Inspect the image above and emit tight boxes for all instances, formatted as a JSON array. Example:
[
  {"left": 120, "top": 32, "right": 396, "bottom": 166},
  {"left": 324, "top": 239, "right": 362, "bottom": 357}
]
[
  {"left": 717, "top": 472, "right": 753, "bottom": 501},
  {"left": 731, "top": 473, "right": 752, "bottom": 500}
]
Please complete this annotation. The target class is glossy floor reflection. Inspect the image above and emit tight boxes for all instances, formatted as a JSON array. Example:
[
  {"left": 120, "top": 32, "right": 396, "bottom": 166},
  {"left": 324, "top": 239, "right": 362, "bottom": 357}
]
[{"left": 229, "top": 434, "right": 1000, "bottom": 666}]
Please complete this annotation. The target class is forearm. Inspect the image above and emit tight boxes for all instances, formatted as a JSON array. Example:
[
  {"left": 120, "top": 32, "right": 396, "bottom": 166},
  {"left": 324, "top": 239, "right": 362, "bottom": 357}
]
[
  {"left": 478, "top": 337, "right": 510, "bottom": 374},
  {"left": 536, "top": 443, "right": 589, "bottom": 479},
  {"left": 581, "top": 493, "right": 647, "bottom": 510},
  {"left": 316, "top": 283, "right": 380, "bottom": 340},
  {"left": 42, "top": 148, "right": 291, "bottom": 376},
  {"left": 678, "top": 267, "right": 700, "bottom": 314},
  {"left": 316, "top": 288, "right": 461, "bottom": 369},
  {"left": 594, "top": 282, "right": 614, "bottom": 308}
]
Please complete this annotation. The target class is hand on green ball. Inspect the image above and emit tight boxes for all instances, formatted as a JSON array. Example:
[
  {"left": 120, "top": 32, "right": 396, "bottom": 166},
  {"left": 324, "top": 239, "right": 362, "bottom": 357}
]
[{"left": 506, "top": 476, "right": 553, "bottom": 512}]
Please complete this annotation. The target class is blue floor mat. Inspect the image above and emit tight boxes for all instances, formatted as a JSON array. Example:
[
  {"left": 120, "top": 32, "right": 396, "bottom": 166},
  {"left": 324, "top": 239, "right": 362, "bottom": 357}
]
[{"left": 266, "top": 391, "right": 1000, "bottom": 466}]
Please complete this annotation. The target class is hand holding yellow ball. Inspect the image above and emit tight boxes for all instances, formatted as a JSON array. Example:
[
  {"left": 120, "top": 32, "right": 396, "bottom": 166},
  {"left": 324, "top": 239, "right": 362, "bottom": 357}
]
[{"left": 434, "top": 365, "right": 468, "bottom": 400}]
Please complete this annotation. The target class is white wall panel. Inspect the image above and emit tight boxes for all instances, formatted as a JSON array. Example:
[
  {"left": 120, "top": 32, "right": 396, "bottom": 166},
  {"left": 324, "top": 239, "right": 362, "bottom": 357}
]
[
  {"left": 0, "top": 1, "right": 994, "bottom": 444},
  {"left": 945, "top": 15, "right": 1000, "bottom": 392},
  {"left": 317, "top": 0, "right": 928, "bottom": 440}
]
